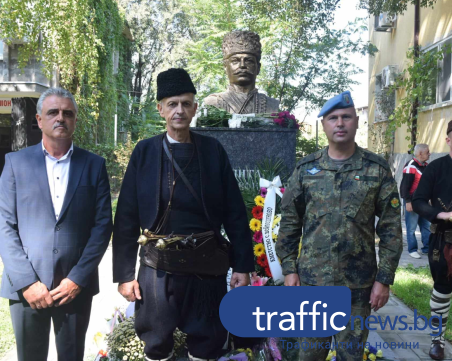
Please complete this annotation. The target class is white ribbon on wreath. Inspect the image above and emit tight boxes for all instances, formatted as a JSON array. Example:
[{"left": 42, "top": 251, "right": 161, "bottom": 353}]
[{"left": 259, "top": 176, "right": 285, "bottom": 284}]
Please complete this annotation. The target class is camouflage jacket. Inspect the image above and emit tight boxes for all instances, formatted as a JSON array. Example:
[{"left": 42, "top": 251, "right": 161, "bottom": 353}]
[{"left": 275, "top": 146, "right": 402, "bottom": 288}]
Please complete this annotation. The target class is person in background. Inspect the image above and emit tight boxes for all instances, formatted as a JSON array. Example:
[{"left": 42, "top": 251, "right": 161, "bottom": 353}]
[{"left": 400, "top": 143, "right": 431, "bottom": 259}]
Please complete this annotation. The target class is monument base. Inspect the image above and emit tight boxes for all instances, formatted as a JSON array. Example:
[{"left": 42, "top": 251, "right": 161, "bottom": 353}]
[{"left": 191, "top": 127, "right": 297, "bottom": 174}]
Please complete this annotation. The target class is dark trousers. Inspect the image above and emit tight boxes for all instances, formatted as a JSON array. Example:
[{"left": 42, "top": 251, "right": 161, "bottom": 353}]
[
  {"left": 429, "top": 232, "right": 452, "bottom": 294},
  {"left": 135, "top": 266, "right": 228, "bottom": 360},
  {"left": 298, "top": 284, "right": 372, "bottom": 361},
  {"left": 9, "top": 291, "right": 93, "bottom": 361}
]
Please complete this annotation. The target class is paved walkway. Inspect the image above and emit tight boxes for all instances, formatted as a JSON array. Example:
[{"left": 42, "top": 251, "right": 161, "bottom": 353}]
[
  {"left": 368, "top": 217, "right": 452, "bottom": 360},
  {"left": 0, "top": 217, "right": 449, "bottom": 361}
]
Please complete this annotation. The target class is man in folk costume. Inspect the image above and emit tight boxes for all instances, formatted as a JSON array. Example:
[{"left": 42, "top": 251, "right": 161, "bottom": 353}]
[
  {"left": 413, "top": 120, "right": 452, "bottom": 360},
  {"left": 276, "top": 91, "right": 403, "bottom": 361},
  {"left": 203, "top": 30, "right": 279, "bottom": 115},
  {"left": 113, "top": 68, "right": 254, "bottom": 361}
]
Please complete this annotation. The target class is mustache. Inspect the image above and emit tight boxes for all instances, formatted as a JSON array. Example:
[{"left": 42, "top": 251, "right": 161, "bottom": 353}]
[
  {"left": 233, "top": 70, "right": 253, "bottom": 75},
  {"left": 53, "top": 123, "right": 68, "bottom": 130}
]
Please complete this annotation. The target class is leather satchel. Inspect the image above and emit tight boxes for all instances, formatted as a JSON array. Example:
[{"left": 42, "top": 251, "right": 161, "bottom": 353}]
[{"left": 139, "top": 137, "right": 230, "bottom": 276}]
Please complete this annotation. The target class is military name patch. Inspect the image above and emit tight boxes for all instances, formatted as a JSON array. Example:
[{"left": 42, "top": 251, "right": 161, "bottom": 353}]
[
  {"left": 354, "top": 175, "right": 379, "bottom": 182},
  {"left": 307, "top": 167, "right": 321, "bottom": 175},
  {"left": 390, "top": 198, "right": 400, "bottom": 208}
]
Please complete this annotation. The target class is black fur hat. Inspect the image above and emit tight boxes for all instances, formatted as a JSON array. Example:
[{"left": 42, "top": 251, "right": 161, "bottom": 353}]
[{"left": 156, "top": 68, "right": 197, "bottom": 101}]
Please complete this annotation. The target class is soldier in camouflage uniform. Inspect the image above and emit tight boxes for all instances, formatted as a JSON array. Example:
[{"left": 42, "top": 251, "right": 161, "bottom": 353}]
[{"left": 275, "top": 91, "right": 403, "bottom": 361}]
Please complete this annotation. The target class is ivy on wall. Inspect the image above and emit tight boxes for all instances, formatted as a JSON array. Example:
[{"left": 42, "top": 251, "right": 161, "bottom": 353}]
[
  {"left": 375, "top": 46, "right": 451, "bottom": 153},
  {"left": 0, "top": 0, "right": 132, "bottom": 148}
]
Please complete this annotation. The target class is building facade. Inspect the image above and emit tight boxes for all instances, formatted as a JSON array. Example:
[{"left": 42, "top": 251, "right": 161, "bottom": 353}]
[
  {"left": 368, "top": 1, "right": 452, "bottom": 184},
  {"left": 0, "top": 41, "right": 58, "bottom": 171}
]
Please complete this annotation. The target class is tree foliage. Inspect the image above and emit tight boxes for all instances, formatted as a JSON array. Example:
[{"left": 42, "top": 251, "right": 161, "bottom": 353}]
[
  {"left": 118, "top": 0, "right": 376, "bottom": 127},
  {"left": 0, "top": 0, "right": 131, "bottom": 147},
  {"left": 181, "top": 0, "right": 377, "bottom": 112},
  {"left": 358, "top": 0, "right": 437, "bottom": 16},
  {"left": 1, "top": 0, "right": 376, "bottom": 143},
  {"left": 116, "top": 0, "right": 191, "bottom": 139}
]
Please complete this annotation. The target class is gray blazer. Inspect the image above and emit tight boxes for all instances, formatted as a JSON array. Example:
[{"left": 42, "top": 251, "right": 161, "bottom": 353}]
[{"left": 0, "top": 143, "right": 113, "bottom": 300}]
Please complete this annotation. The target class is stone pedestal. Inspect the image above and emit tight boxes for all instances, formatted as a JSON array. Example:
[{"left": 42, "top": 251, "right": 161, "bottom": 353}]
[{"left": 191, "top": 127, "right": 297, "bottom": 173}]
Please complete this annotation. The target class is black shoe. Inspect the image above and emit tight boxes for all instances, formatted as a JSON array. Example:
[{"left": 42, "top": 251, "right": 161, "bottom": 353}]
[{"left": 429, "top": 340, "right": 445, "bottom": 360}]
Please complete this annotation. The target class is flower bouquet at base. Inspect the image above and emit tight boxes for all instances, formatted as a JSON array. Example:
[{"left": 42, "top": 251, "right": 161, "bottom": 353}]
[
  {"left": 325, "top": 345, "right": 385, "bottom": 361},
  {"left": 219, "top": 338, "right": 283, "bottom": 361},
  {"left": 196, "top": 105, "right": 301, "bottom": 130}
]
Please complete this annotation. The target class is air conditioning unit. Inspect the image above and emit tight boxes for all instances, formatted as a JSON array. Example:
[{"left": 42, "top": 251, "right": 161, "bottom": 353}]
[
  {"left": 381, "top": 65, "right": 398, "bottom": 89},
  {"left": 375, "top": 13, "right": 397, "bottom": 32}
]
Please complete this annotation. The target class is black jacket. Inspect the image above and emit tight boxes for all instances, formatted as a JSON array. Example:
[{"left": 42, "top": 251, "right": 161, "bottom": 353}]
[
  {"left": 112, "top": 132, "right": 254, "bottom": 283},
  {"left": 412, "top": 155, "right": 452, "bottom": 223}
]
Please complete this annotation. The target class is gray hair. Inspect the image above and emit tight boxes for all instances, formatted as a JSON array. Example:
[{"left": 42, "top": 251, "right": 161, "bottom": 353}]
[
  {"left": 36, "top": 87, "right": 78, "bottom": 115},
  {"left": 414, "top": 143, "right": 429, "bottom": 156}
]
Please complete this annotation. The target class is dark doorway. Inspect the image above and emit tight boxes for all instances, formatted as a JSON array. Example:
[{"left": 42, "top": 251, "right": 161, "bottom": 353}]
[{"left": 0, "top": 114, "right": 12, "bottom": 174}]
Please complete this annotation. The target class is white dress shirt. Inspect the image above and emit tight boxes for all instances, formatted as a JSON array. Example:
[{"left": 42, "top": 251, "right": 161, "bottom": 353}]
[
  {"left": 42, "top": 141, "right": 74, "bottom": 220},
  {"left": 167, "top": 133, "right": 180, "bottom": 143}
]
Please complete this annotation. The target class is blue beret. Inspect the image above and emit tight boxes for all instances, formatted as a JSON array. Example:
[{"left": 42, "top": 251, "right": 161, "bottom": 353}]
[{"left": 318, "top": 91, "right": 354, "bottom": 117}]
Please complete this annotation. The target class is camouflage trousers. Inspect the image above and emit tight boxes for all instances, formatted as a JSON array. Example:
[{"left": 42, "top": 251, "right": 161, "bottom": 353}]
[{"left": 299, "top": 283, "right": 372, "bottom": 361}]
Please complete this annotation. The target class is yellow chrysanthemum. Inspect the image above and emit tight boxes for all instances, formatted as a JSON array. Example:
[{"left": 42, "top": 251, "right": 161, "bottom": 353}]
[
  {"left": 254, "top": 195, "right": 265, "bottom": 207},
  {"left": 273, "top": 215, "right": 281, "bottom": 228},
  {"left": 369, "top": 354, "right": 376, "bottom": 361},
  {"left": 272, "top": 232, "right": 278, "bottom": 240},
  {"left": 250, "top": 218, "right": 261, "bottom": 232},
  {"left": 245, "top": 348, "right": 253, "bottom": 358},
  {"left": 254, "top": 243, "right": 265, "bottom": 257}
]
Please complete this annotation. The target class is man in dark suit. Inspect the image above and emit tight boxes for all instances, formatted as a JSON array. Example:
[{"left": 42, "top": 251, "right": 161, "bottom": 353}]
[{"left": 0, "top": 87, "right": 113, "bottom": 361}]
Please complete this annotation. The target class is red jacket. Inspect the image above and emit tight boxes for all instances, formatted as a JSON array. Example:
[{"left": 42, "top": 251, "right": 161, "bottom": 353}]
[{"left": 400, "top": 158, "right": 428, "bottom": 202}]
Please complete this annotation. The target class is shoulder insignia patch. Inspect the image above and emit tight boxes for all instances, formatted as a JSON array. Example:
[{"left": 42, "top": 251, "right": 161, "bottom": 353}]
[
  {"left": 298, "top": 151, "right": 322, "bottom": 167},
  {"left": 363, "top": 150, "right": 390, "bottom": 171},
  {"left": 307, "top": 167, "right": 321, "bottom": 175},
  {"left": 390, "top": 197, "right": 400, "bottom": 208}
]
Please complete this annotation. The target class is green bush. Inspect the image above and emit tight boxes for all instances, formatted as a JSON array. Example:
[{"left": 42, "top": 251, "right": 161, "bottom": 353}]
[{"left": 84, "top": 140, "right": 137, "bottom": 193}]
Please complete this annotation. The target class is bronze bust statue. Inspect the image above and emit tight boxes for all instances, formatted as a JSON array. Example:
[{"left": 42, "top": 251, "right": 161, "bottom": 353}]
[{"left": 204, "top": 31, "right": 280, "bottom": 114}]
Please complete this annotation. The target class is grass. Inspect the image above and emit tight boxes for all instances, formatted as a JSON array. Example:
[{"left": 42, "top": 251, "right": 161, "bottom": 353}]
[
  {"left": 391, "top": 264, "right": 452, "bottom": 340},
  {"left": 0, "top": 263, "right": 15, "bottom": 357}
]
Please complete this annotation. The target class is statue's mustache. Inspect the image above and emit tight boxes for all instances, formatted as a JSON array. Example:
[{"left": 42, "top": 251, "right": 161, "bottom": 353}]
[{"left": 233, "top": 70, "right": 253, "bottom": 75}]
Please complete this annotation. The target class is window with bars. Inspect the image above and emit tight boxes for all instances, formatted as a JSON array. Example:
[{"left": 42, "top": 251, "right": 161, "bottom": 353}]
[
  {"left": 423, "top": 38, "right": 452, "bottom": 106},
  {"left": 374, "top": 73, "right": 396, "bottom": 123}
]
